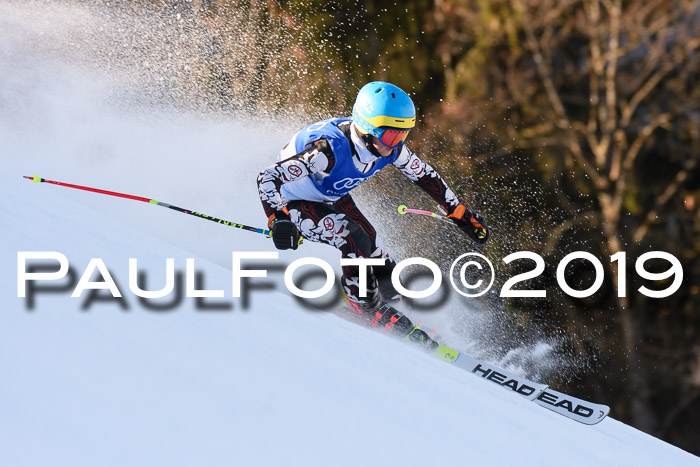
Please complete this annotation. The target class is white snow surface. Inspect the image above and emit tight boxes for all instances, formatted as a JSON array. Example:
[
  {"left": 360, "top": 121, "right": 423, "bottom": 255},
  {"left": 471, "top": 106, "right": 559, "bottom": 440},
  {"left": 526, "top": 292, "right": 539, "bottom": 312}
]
[
  {"left": 1, "top": 4, "right": 698, "bottom": 466},
  {"left": 3, "top": 163, "right": 699, "bottom": 467}
]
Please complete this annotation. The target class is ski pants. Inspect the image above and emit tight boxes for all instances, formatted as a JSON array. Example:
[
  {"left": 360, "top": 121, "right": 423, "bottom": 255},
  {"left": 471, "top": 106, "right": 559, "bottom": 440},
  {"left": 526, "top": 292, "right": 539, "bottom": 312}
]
[{"left": 285, "top": 195, "right": 395, "bottom": 306}]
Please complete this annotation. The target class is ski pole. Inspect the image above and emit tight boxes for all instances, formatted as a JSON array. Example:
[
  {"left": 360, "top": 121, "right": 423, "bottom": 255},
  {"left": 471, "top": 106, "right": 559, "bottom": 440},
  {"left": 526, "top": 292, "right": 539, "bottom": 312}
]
[
  {"left": 397, "top": 204, "right": 457, "bottom": 227},
  {"left": 23, "top": 175, "right": 273, "bottom": 237}
]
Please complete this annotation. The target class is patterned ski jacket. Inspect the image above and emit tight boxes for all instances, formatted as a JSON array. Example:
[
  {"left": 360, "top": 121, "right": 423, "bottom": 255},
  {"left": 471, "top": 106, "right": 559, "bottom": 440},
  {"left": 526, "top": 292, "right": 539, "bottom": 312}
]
[{"left": 257, "top": 117, "right": 460, "bottom": 217}]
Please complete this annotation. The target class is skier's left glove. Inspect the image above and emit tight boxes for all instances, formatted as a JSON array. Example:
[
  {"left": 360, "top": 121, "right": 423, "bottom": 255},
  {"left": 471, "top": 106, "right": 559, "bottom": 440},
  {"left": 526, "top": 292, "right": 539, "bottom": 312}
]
[
  {"left": 268, "top": 208, "right": 299, "bottom": 250},
  {"left": 447, "top": 204, "right": 489, "bottom": 244}
]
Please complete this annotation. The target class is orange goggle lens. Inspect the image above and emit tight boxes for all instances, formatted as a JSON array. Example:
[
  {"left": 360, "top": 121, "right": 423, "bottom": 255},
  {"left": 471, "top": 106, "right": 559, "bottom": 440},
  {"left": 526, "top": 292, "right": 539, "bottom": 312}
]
[{"left": 378, "top": 128, "right": 410, "bottom": 148}]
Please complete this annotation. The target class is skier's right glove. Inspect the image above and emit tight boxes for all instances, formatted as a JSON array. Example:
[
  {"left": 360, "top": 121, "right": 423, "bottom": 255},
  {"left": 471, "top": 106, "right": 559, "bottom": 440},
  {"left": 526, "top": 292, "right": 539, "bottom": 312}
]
[
  {"left": 268, "top": 208, "right": 299, "bottom": 250},
  {"left": 447, "top": 204, "right": 489, "bottom": 244}
]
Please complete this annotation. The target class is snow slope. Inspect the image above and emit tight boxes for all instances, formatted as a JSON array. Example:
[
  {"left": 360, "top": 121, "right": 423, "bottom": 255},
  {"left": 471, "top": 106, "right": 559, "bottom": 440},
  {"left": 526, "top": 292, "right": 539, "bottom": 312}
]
[
  {"left": 2, "top": 157, "right": 699, "bottom": 467},
  {"left": 1, "top": 3, "right": 698, "bottom": 466}
]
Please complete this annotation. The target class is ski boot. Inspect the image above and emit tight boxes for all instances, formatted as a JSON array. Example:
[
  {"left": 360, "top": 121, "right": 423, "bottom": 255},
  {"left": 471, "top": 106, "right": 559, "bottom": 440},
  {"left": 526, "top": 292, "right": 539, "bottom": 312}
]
[
  {"left": 352, "top": 301, "right": 441, "bottom": 351},
  {"left": 374, "top": 262, "right": 401, "bottom": 304},
  {"left": 376, "top": 274, "right": 401, "bottom": 303},
  {"left": 346, "top": 295, "right": 459, "bottom": 359},
  {"left": 405, "top": 325, "right": 439, "bottom": 351}
]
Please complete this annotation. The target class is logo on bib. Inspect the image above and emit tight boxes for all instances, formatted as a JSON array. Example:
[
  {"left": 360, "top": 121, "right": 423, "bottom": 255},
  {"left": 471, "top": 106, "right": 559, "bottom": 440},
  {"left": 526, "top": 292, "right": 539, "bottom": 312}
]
[{"left": 333, "top": 177, "right": 365, "bottom": 191}]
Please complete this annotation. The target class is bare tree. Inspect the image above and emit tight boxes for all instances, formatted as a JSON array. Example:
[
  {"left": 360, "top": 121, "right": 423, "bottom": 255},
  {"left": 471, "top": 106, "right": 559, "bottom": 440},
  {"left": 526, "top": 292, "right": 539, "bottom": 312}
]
[{"left": 504, "top": 0, "right": 700, "bottom": 430}]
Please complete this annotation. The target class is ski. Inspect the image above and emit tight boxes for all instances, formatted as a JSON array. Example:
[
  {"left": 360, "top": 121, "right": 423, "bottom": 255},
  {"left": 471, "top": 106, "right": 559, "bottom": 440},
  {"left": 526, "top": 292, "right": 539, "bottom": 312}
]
[
  {"left": 442, "top": 350, "right": 610, "bottom": 425},
  {"left": 334, "top": 302, "right": 610, "bottom": 425},
  {"left": 533, "top": 387, "right": 610, "bottom": 425},
  {"left": 451, "top": 354, "right": 548, "bottom": 401},
  {"left": 401, "top": 321, "right": 610, "bottom": 424}
]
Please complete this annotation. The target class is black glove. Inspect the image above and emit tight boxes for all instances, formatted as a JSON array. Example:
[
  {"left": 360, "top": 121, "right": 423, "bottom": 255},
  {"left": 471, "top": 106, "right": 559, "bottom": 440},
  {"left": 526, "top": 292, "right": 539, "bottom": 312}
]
[
  {"left": 447, "top": 204, "right": 489, "bottom": 244},
  {"left": 269, "top": 210, "right": 299, "bottom": 250}
]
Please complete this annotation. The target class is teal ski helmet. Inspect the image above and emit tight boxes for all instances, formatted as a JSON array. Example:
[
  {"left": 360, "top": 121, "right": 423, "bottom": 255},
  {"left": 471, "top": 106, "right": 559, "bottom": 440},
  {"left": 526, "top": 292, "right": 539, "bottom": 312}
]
[{"left": 352, "top": 81, "right": 416, "bottom": 148}]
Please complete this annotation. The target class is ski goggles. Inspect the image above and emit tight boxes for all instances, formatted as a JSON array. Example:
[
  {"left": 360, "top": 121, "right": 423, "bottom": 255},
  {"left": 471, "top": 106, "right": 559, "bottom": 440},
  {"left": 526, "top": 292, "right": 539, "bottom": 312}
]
[{"left": 376, "top": 127, "right": 411, "bottom": 148}]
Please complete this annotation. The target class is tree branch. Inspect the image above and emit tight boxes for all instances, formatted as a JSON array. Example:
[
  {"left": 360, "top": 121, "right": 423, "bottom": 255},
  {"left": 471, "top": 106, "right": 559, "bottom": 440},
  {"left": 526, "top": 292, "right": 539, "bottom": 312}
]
[
  {"left": 621, "top": 35, "right": 700, "bottom": 127},
  {"left": 622, "top": 113, "right": 671, "bottom": 173},
  {"left": 608, "top": 112, "right": 672, "bottom": 222},
  {"left": 600, "top": 0, "right": 621, "bottom": 170},
  {"left": 543, "top": 210, "right": 598, "bottom": 254},
  {"left": 585, "top": 0, "right": 603, "bottom": 163},
  {"left": 521, "top": 9, "right": 607, "bottom": 189},
  {"left": 633, "top": 152, "right": 699, "bottom": 243}
]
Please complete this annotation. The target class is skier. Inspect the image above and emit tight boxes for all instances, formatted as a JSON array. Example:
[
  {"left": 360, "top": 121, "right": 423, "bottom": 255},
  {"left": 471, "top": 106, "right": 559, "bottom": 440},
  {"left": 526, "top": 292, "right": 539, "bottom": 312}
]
[{"left": 257, "top": 81, "right": 489, "bottom": 349}]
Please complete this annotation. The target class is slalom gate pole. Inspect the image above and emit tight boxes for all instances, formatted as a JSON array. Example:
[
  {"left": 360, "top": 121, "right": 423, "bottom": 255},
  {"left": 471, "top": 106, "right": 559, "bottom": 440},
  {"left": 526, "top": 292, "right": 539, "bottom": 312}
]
[
  {"left": 24, "top": 175, "right": 272, "bottom": 237},
  {"left": 397, "top": 204, "right": 457, "bottom": 227}
]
